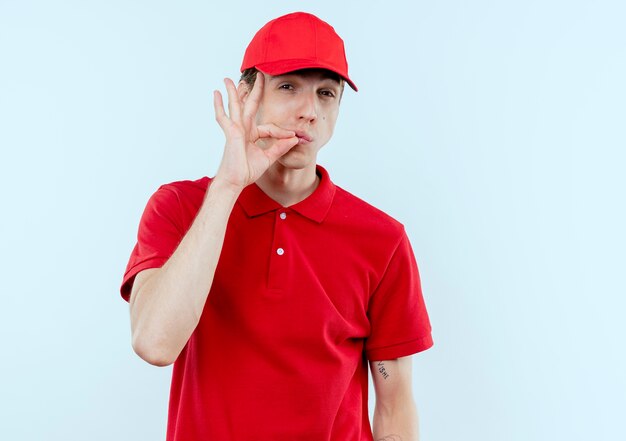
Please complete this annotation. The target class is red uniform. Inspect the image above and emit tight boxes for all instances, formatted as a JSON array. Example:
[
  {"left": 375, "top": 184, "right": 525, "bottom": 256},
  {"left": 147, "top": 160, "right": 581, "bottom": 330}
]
[{"left": 121, "top": 165, "right": 433, "bottom": 440}]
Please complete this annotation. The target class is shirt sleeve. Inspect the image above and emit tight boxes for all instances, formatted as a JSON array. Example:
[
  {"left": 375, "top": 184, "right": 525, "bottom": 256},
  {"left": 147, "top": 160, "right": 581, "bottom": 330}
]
[
  {"left": 364, "top": 229, "right": 433, "bottom": 361},
  {"left": 120, "top": 186, "right": 185, "bottom": 302}
]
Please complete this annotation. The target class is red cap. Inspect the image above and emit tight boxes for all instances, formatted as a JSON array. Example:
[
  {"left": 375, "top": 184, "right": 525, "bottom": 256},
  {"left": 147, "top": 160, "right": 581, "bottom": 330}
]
[{"left": 241, "top": 12, "right": 358, "bottom": 91}]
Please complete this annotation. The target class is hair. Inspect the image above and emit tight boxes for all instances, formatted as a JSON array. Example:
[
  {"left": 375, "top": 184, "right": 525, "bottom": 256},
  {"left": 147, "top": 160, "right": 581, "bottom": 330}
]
[
  {"left": 239, "top": 67, "right": 345, "bottom": 99},
  {"left": 240, "top": 67, "right": 259, "bottom": 87}
]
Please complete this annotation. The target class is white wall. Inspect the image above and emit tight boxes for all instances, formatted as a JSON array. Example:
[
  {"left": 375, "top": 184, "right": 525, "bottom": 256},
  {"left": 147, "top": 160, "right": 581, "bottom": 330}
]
[{"left": 1, "top": 1, "right": 624, "bottom": 440}]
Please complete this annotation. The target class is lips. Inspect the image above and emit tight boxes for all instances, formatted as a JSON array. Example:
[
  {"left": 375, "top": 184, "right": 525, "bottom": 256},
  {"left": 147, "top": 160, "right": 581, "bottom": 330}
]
[{"left": 294, "top": 130, "right": 313, "bottom": 144}]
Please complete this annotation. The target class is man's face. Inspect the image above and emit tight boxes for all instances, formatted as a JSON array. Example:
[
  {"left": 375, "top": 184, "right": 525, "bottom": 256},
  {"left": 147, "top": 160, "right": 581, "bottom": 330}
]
[{"left": 241, "top": 69, "right": 342, "bottom": 170}]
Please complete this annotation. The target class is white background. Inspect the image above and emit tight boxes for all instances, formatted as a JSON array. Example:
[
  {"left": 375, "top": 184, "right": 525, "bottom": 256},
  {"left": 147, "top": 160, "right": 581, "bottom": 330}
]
[{"left": 1, "top": 1, "right": 624, "bottom": 440}]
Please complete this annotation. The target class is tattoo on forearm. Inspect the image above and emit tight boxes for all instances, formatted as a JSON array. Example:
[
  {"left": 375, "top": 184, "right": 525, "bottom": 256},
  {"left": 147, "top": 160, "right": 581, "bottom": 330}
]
[
  {"left": 377, "top": 361, "right": 390, "bottom": 380},
  {"left": 377, "top": 435, "right": 402, "bottom": 441}
]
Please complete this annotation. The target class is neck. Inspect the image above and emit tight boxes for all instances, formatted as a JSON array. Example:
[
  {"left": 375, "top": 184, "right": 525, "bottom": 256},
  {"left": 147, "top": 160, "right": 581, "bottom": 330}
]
[{"left": 255, "top": 163, "right": 320, "bottom": 207}]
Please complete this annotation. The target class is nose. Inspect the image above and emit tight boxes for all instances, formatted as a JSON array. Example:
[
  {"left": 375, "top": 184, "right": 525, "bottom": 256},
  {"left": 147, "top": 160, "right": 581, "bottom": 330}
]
[{"left": 297, "top": 91, "right": 318, "bottom": 123}]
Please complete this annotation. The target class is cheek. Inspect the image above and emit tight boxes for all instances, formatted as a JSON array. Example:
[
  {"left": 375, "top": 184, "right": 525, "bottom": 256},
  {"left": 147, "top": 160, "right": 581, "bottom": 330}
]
[
  {"left": 255, "top": 99, "right": 290, "bottom": 125},
  {"left": 323, "top": 109, "right": 339, "bottom": 129}
]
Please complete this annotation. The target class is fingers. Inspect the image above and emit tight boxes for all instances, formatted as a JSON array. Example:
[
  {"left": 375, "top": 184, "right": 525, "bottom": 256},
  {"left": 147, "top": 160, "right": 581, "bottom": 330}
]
[
  {"left": 224, "top": 78, "right": 242, "bottom": 123},
  {"left": 214, "top": 76, "right": 298, "bottom": 169},
  {"left": 255, "top": 123, "right": 297, "bottom": 163},
  {"left": 213, "top": 72, "right": 266, "bottom": 137},
  {"left": 213, "top": 78, "right": 245, "bottom": 134},
  {"left": 242, "top": 71, "right": 264, "bottom": 127},
  {"left": 256, "top": 123, "right": 296, "bottom": 140},
  {"left": 213, "top": 90, "right": 228, "bottom": 129},
  {"left": 263, "top": 137, "right": 299, "bottom": 163}
]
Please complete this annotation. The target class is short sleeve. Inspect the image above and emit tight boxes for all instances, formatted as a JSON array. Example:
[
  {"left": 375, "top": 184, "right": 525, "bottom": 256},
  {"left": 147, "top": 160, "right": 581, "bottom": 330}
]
[
  {"left": 364, "top": 230, "right": 433, "bottom": 360},
  {"left": 120, "top": 186, "right": 185, "bottom": 302}
]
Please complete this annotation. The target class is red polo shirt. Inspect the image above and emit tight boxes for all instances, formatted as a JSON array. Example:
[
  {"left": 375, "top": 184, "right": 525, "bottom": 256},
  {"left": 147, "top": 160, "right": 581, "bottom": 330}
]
[{"left": 121, "top": 165, "right": 433, "bottom": 441}]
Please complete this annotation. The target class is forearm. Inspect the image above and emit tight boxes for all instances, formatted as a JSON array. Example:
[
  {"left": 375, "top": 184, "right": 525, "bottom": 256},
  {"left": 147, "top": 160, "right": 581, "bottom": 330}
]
[
  {"left": 130, "top": 178, "right": 241, "bottom": 365},
  {"left": 130, "top": 72, "right": 298, "bottom": 366},
  {"left": 372, "top": 394, "right": 420, "bottom": 441}
]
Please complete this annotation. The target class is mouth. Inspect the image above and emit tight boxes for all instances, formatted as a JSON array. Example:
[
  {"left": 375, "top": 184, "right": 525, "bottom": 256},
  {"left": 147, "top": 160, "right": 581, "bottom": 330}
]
[{"left": 294, "top": 130, "right": 313, "bottom": 144}]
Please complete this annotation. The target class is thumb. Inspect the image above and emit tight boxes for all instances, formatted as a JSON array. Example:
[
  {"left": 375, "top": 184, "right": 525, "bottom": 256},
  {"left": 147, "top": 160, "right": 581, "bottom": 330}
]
[{"left": 263, "top": 137, "right": 299, "bottom": 163}]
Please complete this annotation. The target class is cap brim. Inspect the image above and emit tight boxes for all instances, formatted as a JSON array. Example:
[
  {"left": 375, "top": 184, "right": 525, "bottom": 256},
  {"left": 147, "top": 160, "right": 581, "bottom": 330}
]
[{"left": 254, "top": 59, "right": 358, "bottom": 91}]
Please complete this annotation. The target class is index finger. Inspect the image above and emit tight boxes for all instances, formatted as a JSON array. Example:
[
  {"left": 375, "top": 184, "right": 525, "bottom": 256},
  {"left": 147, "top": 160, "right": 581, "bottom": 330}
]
[{"left": 242, "top": 71, "right": 264, "bottom": 126}]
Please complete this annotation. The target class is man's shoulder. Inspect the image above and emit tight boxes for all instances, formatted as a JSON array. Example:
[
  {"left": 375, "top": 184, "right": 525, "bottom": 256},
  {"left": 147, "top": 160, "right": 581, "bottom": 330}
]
[
  {"left": 157, "top": 176, "right": 210, "bottom": 195},
  {"left": 146, "top": 176, "right": 211, "bottom": 217}
]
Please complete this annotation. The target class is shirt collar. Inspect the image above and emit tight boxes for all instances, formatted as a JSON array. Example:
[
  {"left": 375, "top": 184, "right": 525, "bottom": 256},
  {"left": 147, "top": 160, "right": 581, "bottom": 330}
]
[{"left": 237, "top": 164, "right": 336, "bottom": 223}]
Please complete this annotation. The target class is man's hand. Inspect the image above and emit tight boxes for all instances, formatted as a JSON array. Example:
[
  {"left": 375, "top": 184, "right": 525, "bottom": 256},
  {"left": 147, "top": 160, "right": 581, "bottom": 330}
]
[{"left": 213, "top": 71, "right": 298, "bottom": 190}]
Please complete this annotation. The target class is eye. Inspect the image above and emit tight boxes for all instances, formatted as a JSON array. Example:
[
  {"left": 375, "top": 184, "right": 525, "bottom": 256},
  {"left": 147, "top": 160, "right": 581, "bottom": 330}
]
[
  {"left": 278, "top": 83, "right": 294, "bottom": 90},
  {"left": 319, "top": 89, "right": 336, "bottom": 98}
]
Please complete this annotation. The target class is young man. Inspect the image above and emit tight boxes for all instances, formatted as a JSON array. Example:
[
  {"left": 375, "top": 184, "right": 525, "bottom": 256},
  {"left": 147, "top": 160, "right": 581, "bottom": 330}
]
[{"left": 121, "top": 11, "right": 433, "bottom": 441}]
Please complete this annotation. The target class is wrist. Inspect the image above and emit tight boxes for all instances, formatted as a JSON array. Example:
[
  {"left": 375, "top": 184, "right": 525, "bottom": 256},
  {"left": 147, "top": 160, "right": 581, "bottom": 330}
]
[{"left": 209, "top": 176, "right": 245, "bottom": 198}]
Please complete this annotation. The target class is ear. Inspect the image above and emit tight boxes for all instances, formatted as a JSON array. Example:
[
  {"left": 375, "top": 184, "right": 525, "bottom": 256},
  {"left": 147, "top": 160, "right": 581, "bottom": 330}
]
[{"left": 237, "top": 81, "right": 251, "bottom": 103}]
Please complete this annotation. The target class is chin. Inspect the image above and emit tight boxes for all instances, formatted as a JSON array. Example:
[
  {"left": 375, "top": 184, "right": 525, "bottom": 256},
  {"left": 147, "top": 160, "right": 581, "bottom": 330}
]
[{"left": 277, "top": 149, "right": 315, "bottom": 170}]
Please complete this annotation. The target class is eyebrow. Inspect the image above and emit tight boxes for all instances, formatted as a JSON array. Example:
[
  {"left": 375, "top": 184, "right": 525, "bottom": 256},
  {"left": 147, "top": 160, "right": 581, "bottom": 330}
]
[{"left": 269, "top": 74, "right": 341, "bottom": 85}]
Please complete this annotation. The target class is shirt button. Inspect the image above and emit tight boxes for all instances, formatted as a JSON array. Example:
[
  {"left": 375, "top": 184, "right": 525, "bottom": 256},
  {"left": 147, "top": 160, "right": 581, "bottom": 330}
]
[
  {"left": 279, "top": 212, "right": 287, "bottom": 220},
  {"left": 276, "top": 248, "right": 285, "bottom": 256}
]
